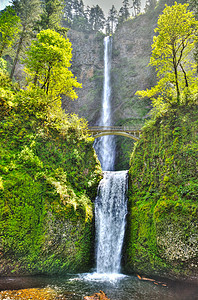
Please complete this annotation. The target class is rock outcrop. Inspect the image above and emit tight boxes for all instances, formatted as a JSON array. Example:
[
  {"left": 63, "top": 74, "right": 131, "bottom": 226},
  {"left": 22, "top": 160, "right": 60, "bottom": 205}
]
[
  {"left": 62, "top": 30, "right": 105, "bottom": 124},
  {"left": 84, "top": 291, "right": 110, "bottom": 300}
]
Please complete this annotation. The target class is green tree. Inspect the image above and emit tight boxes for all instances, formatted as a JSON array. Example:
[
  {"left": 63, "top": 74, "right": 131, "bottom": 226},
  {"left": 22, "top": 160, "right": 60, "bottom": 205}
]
[
  {"left": 118, "top": 7, "right": 125, "bottom": 24},
  {"left": 136, "top": 2, "right": 198, "bottom": 111},
  {"left": 105, "top": 18, "right": 111, "bottom": 35},
  {"left": 189, "top": 0, "right": 198, "bottom": 13},
  {"left": 62, "top": 0, "right": 73, "bottom": 27},
  {"left": 132, "top": 0, "right": 141, "bottom": 16},
  {"left": 145, "top": 0, "right": 157, "bottom": 12},
  {"left": 24, "top": 29, "right": 81, "bottom": 102},
  {"left": 0, "top": 6, "right": 20, "bottom": 58},
  {"left": 10, "top": 0, "right": 41, "bottom": 79},
  {"left": 78, "top": 0, "right": 85, "bottom": 16},
  {"left": 37, "top": 0, "right": 67, "bottom": 35},
  {"left": 72, "top": 0, "right": 85, "bottom": 18},
  {"left": 71, "top": 0, "right": 91, "bottom": 32},
  {"left": 108, "top": 5, "right": 117, "bottom": 33},
  {"left": 122, "top": 0, "right": 130, "bottom": 20},
  {"left": 89, "top": 5, "right": 105, "bottom": 31}
]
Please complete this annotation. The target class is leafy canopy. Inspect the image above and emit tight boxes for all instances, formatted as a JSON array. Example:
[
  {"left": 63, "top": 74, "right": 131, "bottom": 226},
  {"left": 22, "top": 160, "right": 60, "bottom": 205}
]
[
  {"left": 37, "top": 0, "right": 67, "bottom": 35},
  {"left": 24, "top": 29, "right": 81, "bottom": 103},
  {"left": 136, "top": 2, "right": 198, "bottom": 115},
  {"left": 10, "top": 0, "right": 42, "bottom": 79},
  {"left": 0, "top": 6, "right": 21, "bottom": 58}
]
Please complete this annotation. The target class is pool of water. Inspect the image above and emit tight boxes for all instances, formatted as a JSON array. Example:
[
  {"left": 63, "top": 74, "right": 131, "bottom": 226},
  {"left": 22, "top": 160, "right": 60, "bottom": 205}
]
[{"left": 0, "top": 273, "right": 197, "bottom": 300}]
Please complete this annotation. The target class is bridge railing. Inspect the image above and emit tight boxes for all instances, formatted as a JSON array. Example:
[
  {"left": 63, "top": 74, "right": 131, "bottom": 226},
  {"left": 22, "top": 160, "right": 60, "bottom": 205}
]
[{"left": 88, "top": 126, "right": 142, "bottom": 132}]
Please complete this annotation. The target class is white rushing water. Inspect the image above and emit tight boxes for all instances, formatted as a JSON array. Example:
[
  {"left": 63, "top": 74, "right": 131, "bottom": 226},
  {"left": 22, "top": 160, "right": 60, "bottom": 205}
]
[
  {"left": 95, "top": 171, "right": 128, "bottom": 274},
  {"left": 90, "top": 36, "right": 128, "bottom": 280},
  {"left": 94, "top": 36, "right": 116, "bottom": 171}
]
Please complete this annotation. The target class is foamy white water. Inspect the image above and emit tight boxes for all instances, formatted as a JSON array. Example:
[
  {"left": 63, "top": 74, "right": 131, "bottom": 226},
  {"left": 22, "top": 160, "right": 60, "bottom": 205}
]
[
  {"left": 81, "top": 272, "right": 127, "bottom": 283},
  {"left": 94, "top": 36, "right": 116, "bottom": 171},
  {"left": 95, "top": 171, "right": 128, "bottom": 274},
  {"left": 92, "top": 37, "right": 128, "bottom": 280}
]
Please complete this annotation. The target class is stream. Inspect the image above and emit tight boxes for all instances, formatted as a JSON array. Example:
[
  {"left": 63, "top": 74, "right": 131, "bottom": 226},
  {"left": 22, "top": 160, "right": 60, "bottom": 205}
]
[{"left": 0, "top": 274, "right": 198, "bottom": 300}]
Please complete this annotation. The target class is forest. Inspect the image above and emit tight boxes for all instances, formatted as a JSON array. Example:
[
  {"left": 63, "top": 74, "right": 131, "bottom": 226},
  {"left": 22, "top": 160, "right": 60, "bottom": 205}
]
[{"left": 0, "top": 0, "right": 198, "bottom": 298}]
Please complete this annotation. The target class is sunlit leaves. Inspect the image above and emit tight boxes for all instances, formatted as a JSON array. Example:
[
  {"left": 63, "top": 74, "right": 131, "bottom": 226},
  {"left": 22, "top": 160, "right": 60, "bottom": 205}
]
[
  {"left": 0, "top": 6, "right": 21, "bottom": 58},
  {"left": 24, "top": 29, "right": 81, "bottom": 102},
  {"left": 136, "top": 2, "right": 198, "bottom": 115},
  {"left": 10, "top": 0, "right": 42, "bottom": 79}
]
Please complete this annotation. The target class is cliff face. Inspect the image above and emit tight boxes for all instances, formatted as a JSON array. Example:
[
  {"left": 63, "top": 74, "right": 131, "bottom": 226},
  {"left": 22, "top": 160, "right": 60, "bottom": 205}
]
[
  {"left": 64, "top": 0, "right": 181, "bottom": 169},
  {"left": 64, "top": 11, "right": 159, "bottom": 169},
  {"left": 124, "top": 106, "right": 198, "bottom": 281},
  {"left": 111, "top": 13, "right": 156, "bottom": 125},
  {"left": 62, "top": 30, "right": 105, "bottom": 125},
  {"left": 65, "top": 9, "right": 161, "bottom": 124},
  {"left": 111, "top": 12, "right": 157, "bottom": 169}
]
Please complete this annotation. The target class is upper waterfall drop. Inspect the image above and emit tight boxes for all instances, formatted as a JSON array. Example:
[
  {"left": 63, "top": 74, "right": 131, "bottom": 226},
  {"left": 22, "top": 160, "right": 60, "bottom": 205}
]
[{"left": 94, "top": 36, "right": 116, "bottom": 171}]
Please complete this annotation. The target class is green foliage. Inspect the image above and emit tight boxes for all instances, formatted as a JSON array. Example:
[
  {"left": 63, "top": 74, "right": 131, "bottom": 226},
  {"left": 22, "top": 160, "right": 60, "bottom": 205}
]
[
  {"left": 11, "top": 0, "right": 41, "bottom": 26},
  {"left": 125, "top": 105, "right": 198, "bottom": 277},
  {"left": 0, "top": 68, "right": 15, "bottom": 119},
  {"left": 0, "top": 172, "right": 44, "bottom": 257},
  {"left": 0, "top": 71, "right": 102, "bottom": 275},
  {"left": 136, "top": 2, "right": 198, "bottom": 114},
  {"left": 0, "top": 58, "right": 8, "bottom": 72},
  {"left": 24, "top": 29, "right": 81, "bottom": 101},
  {"left": 62, "top": 1, "right": 105, "bottom": 33},
  {"left": 37, "top": 0, "right": 67, "bottom": 34},
  {"left": 0, "top": 6, "right": 21, "bottom": 58},
  {"left": 89, "top": 5, "right": 105, "bottom": 31},
  {"left": 10, "top": 0, "right": 42, "bottom": 79},
  {"left": 145, "top": 0, "right": 157, "bottom": 11}
]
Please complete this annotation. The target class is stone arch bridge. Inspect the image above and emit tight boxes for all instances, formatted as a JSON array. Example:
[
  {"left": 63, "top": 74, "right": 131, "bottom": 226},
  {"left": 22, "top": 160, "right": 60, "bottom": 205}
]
[{"left": 88, "top": 126, "right": 142, "bottom": 141}]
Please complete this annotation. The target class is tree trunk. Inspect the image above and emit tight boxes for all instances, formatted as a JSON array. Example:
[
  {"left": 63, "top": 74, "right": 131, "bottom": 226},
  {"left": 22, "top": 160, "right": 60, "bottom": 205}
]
[
  {"left": 10, "top": 26, "right": 25, "bottom": 79},
  {"left": 172, "top": 47, "right": 180, "bottom": 104},
  {"left": 41, "top": 65, "right": 51, "bottom": 94},
  {"left": 180, "top": 63, "right": 189, "bottom": 88}
]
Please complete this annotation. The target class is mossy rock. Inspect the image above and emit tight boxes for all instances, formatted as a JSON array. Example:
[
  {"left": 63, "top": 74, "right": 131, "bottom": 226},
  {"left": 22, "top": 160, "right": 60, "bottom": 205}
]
[{"left": 124, "top": 105, "right": 198, "bottom": 280}]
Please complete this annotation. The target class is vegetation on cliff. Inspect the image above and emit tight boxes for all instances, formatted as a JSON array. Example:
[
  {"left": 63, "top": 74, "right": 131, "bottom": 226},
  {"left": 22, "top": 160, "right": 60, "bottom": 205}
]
[
  {"left": 1, "top": 0, "right": 198, "bottom": 280},
  {"left": 137, "top": 2, "right": 198, "bottom": 112},
  {"left": 0, "top": 29, "right": 101, "bottom": 274},
  {"left": 125, "top": 105, "right": 198, "bottom": 278},
  {"left": 125, "top": 2, "right": 198, "bottom": 279}
]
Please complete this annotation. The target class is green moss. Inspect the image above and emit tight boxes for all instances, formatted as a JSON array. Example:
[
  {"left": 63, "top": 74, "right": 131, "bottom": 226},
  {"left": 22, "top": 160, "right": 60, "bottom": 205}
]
[
  {"left": 125, "top": 106, "right": 198, "bottom": 279},
  {"left": 0, "top": 73, "right": 102, "bottom": 275}
]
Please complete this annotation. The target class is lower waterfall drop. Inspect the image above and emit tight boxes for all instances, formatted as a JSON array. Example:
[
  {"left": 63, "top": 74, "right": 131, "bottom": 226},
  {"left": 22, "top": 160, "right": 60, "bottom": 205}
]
[{"left": 95, "top": 171, "right": 128, "bottom": 274}]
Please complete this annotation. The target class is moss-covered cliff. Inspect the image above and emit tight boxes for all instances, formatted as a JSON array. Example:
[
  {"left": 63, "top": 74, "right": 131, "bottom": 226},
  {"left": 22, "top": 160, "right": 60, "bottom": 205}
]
[
  {"left": 0, "top": 71, "right": 102, "bottom": 276},
  {"left": 124, "top": 105, "right": 198, "bottom": 280}
]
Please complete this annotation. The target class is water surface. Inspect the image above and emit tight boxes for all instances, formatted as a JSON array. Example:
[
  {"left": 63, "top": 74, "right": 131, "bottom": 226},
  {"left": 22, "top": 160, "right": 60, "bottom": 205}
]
[{"left": 0, "top": 273, "right": 197, "bottom": 300}]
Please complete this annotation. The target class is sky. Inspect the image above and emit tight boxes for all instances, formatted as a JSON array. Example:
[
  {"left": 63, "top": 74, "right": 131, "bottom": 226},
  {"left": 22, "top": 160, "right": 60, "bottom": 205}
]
[
  {"left": 0, "top": 0, "right": 147, "bottom": 14},
  {"left": 0, "top": 0, "right": 10, "bottom": 11},
  {"left": 84, "top": 0, "right": 146, "bottom": 15}
]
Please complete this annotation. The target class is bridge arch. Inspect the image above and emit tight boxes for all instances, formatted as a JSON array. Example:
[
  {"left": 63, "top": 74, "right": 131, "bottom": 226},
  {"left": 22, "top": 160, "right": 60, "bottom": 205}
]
[
  {"left": 92, "top": 131, "right": 139, "bottom": 141},
  {"left": 88, "top": 126, "right": 141, "bottom": 141}
]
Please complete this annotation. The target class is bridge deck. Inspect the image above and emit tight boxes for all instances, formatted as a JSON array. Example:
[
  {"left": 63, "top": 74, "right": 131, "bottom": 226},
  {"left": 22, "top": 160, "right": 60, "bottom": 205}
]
[
  {"left": 88, "top": 126, "right": 142, "bottom": 141},
  {"left": 89, "top": 126, "right": 141, "bottom": 131}
]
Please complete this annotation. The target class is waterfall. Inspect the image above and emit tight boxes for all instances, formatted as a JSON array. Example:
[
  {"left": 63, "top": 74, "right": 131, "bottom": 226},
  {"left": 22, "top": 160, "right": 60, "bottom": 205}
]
[
  {"left": 94, "top": 36, "right": 116, "bottom": 171},
  {"left": 93, "top": 36, "right": 128, "bottom": 277},
  {"left": 95, "top": 171, "right": 128, "bottom": 274}
]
